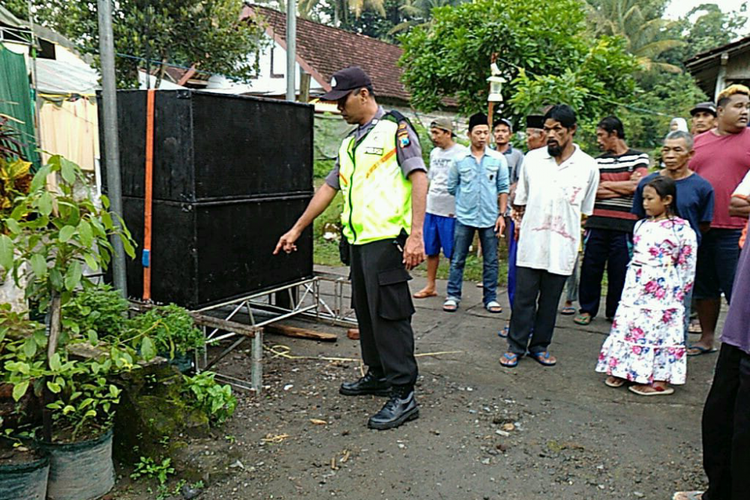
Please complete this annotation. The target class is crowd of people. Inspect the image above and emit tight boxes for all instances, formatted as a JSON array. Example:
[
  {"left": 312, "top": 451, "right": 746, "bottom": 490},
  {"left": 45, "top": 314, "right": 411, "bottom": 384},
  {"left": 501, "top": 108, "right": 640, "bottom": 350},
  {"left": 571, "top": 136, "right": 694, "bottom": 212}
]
[{"left": 276, "top": 66, "right": 750, "bottom": 499}]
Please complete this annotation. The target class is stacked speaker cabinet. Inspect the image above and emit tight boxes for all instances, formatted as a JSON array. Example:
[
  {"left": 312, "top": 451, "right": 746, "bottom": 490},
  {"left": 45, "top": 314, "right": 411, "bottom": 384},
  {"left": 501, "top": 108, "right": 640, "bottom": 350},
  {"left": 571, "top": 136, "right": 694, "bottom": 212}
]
[{"left": 100, "top": 90, "right": 314, "bottom": 309}]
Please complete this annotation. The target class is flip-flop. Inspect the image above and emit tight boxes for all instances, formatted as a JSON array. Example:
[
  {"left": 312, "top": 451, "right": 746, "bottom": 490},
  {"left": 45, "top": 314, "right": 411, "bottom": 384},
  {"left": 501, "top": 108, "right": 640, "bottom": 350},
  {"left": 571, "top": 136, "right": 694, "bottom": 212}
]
[
  {"left": 443, "top": 299, "right": 458, "bottom": 312},
  {"left": 529, "top": 351, "right": 557, "bottom": 366},
  {"left": 687, "top": 345, "right": 717, "bottom": 356},
  {"left": 413, "top": 290, "right": 438, "bottom": 299},
  {"left": 560, "top": 306, "right": 576, "bottom": 315},
  {"left": 485, "top": 301, "right": 502, "bottom": 313},
  {"left": 573, "top": 314, "right": 592, "bottom": 325},
  {"left": 498, "top": 325, "right": 509, "bottom": 338},
  {"left": 499, "top": 352, "right": 519, "bottom": 367},
  {"left": 605, "top": 377, "right": 626, "bottom": 388},
  {"left": 672, "top": 492, "right": 704, "bottom": 500},
  {"left": 628, "top": 384, "right": 675, "bottom": 396},
  {"left": 688, "top": 322, "right": 702, "bottom": 334}
]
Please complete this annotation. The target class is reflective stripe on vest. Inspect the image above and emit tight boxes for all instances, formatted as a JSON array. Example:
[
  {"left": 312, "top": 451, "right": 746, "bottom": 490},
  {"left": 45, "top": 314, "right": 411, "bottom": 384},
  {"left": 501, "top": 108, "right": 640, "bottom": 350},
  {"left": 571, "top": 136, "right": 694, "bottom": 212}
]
[{"left": 338, "top": 118, "right": 412, "bottom": 245}]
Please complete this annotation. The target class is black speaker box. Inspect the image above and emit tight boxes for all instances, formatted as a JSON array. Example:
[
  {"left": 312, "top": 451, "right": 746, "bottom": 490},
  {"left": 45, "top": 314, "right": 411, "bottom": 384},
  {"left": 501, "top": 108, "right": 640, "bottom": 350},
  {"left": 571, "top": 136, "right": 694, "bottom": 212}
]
[{"left": 100, "top": 90, "right": 315, "bottom": 309}]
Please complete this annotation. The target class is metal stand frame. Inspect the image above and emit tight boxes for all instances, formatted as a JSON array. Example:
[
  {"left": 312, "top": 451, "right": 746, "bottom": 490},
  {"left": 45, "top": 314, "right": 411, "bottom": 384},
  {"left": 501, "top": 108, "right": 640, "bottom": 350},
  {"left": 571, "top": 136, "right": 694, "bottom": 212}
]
[{"left": 194, "top": 273, "right": 356, "bottom": 392}]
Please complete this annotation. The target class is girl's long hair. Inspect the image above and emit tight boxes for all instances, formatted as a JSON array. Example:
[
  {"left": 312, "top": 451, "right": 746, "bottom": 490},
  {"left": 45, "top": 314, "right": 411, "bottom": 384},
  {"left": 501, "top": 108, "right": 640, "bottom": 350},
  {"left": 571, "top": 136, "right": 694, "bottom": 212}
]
[{"left": 645, "top": 176, "right": 680, "bottom": 219}]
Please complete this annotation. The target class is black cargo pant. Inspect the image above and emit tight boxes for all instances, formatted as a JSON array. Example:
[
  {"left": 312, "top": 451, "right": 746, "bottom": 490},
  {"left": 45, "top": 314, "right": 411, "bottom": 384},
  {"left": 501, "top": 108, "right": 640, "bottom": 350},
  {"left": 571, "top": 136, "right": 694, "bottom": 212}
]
[
  {"left": 350, "top": 237, "right": 418, "bottom": 388},
  {"left": 701, "top": 343, "right": 750, "bottom": 500}
]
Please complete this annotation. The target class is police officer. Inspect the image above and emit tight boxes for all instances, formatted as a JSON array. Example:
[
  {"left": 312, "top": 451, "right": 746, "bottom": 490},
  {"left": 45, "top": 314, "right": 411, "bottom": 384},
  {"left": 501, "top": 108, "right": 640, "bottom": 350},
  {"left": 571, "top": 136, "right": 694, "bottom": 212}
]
[{"left": 274, "top": 66, "right": 428, "bottom": 430}]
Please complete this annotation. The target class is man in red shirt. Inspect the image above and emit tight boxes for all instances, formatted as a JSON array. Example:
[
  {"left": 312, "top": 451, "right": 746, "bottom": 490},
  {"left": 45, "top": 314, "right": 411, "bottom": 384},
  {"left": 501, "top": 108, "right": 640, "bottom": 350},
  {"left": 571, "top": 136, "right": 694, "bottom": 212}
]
[{"left": 688, "top": 84, "right": 750, "bottom": 356}]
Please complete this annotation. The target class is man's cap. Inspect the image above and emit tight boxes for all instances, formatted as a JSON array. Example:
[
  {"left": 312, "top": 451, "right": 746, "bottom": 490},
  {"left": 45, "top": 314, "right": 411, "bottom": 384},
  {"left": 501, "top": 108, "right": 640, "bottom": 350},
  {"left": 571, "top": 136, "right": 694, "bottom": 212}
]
[
  {"left": 525, "top": 114, "right": 545, "bottom": 129},
  {"left": 468, "top": 112, "right": 488, "bottom": 131},
  {"left": 690, "top": 102, "right": 717, "bottom": 117},
  {"left": 429, "top": 117, "right": 455, "bottom": 135},
  {"left": 493, "top": 117, "right": 513, "bottom": 131},
  {"left": 320, "top": 66, "right": 372, "bottom": 101}
]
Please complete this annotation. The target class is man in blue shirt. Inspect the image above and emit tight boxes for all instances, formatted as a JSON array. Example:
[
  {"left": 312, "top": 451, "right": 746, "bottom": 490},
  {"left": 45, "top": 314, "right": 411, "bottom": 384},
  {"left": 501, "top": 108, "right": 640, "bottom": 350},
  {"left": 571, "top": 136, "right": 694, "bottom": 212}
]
[
  {"left": 444, "top": 113, "right": 509, "bottom": 313},
  {"left": 631, "top": 130, "right": 714, "bottom": 344}
]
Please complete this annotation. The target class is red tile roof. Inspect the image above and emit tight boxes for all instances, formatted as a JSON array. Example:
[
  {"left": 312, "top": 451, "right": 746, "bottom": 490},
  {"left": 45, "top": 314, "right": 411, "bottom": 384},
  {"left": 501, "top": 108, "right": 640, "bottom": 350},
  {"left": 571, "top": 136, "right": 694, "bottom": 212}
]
[{"left": 241, "top": 4, "right": 411, "bottom": 103}]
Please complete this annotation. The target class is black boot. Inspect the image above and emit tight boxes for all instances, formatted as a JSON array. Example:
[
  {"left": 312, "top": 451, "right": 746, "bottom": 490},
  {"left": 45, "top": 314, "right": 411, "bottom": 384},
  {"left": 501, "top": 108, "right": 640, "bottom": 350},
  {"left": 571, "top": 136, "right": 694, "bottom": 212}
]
[
  {"left": 367, "top": 385, "right": 419, "bottom": 430},
  {"left": 339, "top": 370, "right": 391, "bottom": 397}
]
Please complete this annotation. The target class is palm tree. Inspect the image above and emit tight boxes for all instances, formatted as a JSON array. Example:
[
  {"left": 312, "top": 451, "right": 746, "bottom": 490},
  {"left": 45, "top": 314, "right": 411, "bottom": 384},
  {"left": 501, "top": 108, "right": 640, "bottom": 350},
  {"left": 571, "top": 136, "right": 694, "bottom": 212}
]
[
  {"left": 584, "top": 0, "right": 685, "bottom": 73},
  {"left": 298, "top": 0, "right": 386, "bottom": 24}
]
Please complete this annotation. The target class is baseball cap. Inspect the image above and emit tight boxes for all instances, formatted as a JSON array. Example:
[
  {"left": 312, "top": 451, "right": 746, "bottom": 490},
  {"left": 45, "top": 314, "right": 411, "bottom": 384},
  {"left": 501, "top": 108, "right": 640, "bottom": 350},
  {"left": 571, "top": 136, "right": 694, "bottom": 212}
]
[
  {"left": 320, "top": 66, "right": 373, "bottom": 101},
  {"left": 690, "top": 102, "right": 717, "bottom": 117},
  {"left": 429, "top": 117, "right": 455, "bottom": 135},
  {"left": 493, "top": 117, "right": 513, "bottom": 131}
]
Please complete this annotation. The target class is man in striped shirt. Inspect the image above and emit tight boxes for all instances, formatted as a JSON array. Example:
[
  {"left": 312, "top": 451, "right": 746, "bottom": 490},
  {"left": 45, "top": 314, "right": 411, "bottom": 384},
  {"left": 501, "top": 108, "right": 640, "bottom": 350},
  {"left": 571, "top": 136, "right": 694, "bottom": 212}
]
[{"left": 574, "top": 116, "right": 649, "bottom": 325}]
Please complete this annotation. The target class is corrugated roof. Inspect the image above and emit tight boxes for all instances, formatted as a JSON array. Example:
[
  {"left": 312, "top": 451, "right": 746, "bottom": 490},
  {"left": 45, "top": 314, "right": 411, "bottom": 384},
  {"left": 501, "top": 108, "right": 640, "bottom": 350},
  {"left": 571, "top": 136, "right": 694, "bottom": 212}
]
[{"left": 242, "top": 4, "right": 410, "bottom": 103}]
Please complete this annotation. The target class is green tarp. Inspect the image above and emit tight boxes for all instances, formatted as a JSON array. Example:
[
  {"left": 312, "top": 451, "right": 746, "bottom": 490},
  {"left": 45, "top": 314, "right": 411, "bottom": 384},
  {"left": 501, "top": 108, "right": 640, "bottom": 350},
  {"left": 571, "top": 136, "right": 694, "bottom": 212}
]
[{"left": 0, "top": 43, "right": 40, "bottom": 168}]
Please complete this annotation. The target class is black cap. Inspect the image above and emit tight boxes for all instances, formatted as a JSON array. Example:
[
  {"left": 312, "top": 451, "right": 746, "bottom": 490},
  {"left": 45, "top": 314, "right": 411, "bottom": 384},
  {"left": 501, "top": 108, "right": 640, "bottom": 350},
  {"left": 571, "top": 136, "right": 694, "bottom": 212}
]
[
  {"left": 320, "top": 66, "right": 372, "bottom": 101},
  {"left": 526, "top": 114, "right": 544, "bottom": 129},
  {"left": 468, "top": 112, "right": 488, "bottom": 131},
  {"left": 690, "top": 102, "right": 717, "bottom": 117}
]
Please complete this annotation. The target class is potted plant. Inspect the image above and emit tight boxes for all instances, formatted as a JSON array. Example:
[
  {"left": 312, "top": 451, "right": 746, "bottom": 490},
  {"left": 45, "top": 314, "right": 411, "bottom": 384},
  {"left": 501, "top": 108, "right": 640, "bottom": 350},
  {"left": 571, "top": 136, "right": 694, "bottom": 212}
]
[
  {"left": 0, "top": 155, "right": 136, "bottom": 500},
  {"left": 0, "top": 309, "right": 49, "bottom": 500},
  {"left": 125, "top": 304, "right": 204, "bottom": 373}
]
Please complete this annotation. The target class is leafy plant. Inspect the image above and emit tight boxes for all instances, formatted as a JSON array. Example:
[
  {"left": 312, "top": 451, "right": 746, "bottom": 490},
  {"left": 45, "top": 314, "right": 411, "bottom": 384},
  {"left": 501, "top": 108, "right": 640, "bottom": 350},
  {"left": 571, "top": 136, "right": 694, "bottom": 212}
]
[
  {"left": 1, "top": 155, "right": 135, "bottom": 360},
  {"left": 130, "top": 456, "right": 175, "bottom": 485},
  {"left": 182, "top": 371, "right": 237, "bottom": 426},
  {"left": 44, "top": 351, "right": 123, "bottom": 441},
  {"left": 63, "top": 284, "right": 129, "bottom": 344},
  {"left": 125, "top": 304, "right": 203, "bottom": 359}
]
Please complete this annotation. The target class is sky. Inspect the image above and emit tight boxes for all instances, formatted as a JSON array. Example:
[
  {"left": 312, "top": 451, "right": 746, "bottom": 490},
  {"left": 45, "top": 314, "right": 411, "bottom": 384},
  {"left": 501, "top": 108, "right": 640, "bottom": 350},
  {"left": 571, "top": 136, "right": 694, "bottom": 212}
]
[{"left": 665, "top": 0, "right": 747, "bottom": 20}]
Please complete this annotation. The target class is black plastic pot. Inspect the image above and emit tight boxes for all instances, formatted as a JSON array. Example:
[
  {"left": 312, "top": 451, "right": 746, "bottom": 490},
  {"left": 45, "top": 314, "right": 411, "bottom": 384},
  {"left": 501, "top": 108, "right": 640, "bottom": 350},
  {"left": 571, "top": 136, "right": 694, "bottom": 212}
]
[
  {"left": 39, "top": 428, "right": 115, "bottom": 500},
  {"left": 0, "top": 451, "right": 49, "bottom": 500}
]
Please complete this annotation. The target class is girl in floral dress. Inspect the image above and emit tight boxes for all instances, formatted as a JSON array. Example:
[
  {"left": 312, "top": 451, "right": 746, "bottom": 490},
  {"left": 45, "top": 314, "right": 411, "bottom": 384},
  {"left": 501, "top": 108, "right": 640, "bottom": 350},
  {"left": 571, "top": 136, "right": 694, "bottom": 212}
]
[{"left": 595, "top": 177, "right": 697, "bottom": 396}]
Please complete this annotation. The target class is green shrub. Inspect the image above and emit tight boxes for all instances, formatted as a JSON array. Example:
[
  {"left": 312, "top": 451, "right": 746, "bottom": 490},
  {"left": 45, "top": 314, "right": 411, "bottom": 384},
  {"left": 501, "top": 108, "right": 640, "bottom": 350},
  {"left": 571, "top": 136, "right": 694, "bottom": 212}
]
[
  {"left": 182, "top": 371, "right": 236, "bottom": 426},
  {"left": 126, "top": 304, "right": 203, "bottom": 359}
]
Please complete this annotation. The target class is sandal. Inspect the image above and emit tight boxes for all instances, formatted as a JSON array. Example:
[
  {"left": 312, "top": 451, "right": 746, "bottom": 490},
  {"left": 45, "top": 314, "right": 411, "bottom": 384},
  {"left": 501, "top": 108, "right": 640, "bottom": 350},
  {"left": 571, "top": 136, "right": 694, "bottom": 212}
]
[
  {"left": 560, "top": 306, "right": 576, "bottom": 315},
  {"left": 499, "top": 352, "right": 519, "bottom": 368},
  {"left": 529, "top": 351, "right": 557, "bottom": 366},
  {"left": 688, "top": 321, "right": 702, "bottom": 334},
  {"left": 443, "top": 298, "right": 458, "bottom": 312},
  {"left": 687, "top": 344, "right": 717, "bottom": 356},
  {"left": 413, "top": 289, "right": 438, "bottom": 299},
  {"left": 628, "top": 384, "right": 674, "bottom": 396},
  {"left": 498, "top": 325, "right": 509, "bottom": 338},
  {"left": 672, "top": 492, "right": 704, "bottom": 500},
  {"left": 573, "top": 313, "right": 592, "bottom": 325},
  {"left": 485, "top": 301, "right": 502, "bottom": 313},
  {"left": 605, "top": 376, "right": 625, "bottom": 388}
]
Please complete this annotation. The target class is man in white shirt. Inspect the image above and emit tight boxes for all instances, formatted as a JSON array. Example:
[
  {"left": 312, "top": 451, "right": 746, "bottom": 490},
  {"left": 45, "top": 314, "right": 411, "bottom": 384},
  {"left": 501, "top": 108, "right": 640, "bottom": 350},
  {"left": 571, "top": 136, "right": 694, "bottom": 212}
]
[
  {"left": 500, "top": 105, "right": 599, "bottom": 368},
  {"left": 413, "top": 118, "right": 468, "bottom": 298}
]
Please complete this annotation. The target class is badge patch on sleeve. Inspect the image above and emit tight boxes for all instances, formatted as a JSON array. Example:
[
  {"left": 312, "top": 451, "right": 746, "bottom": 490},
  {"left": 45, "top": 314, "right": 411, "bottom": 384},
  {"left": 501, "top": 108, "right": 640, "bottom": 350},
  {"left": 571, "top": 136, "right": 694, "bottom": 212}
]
[{"left": 397, "top": 122, "right": 410, "bottom": 148}]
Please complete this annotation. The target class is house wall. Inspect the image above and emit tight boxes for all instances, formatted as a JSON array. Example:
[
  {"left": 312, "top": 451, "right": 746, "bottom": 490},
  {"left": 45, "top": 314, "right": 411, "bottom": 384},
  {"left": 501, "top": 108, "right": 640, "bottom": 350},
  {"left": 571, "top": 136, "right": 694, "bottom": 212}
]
[{"left": 205, "top": 36, "right": 324, "bottom": 96}]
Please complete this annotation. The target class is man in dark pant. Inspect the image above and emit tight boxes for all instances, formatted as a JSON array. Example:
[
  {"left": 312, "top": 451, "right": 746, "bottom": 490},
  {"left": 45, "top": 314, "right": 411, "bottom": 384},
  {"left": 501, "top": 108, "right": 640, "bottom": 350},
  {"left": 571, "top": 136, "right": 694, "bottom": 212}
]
[
  {"left": 575, "top": 116, "right": 648, "bottom": 325},
  {"left": 675, "top": 220, "right": 750, "bottom": 500},
  {"left": 499, "top": 105, "right": 599, "bottom": 368},
  {"left": 275, "top": 67, "right": 427, "bottom": 430}
]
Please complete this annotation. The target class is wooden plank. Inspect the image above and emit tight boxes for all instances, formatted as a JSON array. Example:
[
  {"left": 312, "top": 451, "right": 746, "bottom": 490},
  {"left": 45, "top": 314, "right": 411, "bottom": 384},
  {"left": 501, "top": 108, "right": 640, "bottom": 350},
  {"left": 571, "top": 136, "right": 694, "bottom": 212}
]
[
  {"left": 265, "top": 324, "right": 337, "bottom": 342},
  {"left": 190, "top": 312, "right": 258, "bottom": 338}
]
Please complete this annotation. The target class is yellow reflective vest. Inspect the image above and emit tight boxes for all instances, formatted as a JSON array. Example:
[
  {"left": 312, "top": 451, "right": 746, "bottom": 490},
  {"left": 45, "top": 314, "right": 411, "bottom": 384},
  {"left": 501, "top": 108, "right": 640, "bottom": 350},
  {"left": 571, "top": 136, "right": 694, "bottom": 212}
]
[{"left": 338, "top": 117, "right": 412, "bottom": 245}]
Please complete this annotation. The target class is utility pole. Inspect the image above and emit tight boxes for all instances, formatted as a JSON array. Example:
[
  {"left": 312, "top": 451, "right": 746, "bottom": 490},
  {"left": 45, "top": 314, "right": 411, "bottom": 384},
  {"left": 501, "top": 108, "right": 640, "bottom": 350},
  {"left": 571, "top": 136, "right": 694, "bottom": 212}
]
[
  {"left": 97, "top": 0, "right": 128, "bottom": 298},
  {"left": 286, "top": 0, "right": 296, "bottom": 101}
]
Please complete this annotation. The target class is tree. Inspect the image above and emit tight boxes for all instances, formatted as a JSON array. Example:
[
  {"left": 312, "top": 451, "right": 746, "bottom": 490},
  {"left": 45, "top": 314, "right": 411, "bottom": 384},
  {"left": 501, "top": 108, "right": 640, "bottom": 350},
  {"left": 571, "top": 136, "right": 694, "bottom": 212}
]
[
  {"left": 6, "top": 0, "right": 265, "bottom": 88},
  {"left": 398, "top": 0, "right": 639, "bottom": 125},
  {"left": 584, "top": 0, "right": 685, "bottom": 73},
  {"left": 662, "top": 3, "right": 748, "bottom": 64},
  {"left": 299, "top": 0, "right": 387, "bottom": 28}
]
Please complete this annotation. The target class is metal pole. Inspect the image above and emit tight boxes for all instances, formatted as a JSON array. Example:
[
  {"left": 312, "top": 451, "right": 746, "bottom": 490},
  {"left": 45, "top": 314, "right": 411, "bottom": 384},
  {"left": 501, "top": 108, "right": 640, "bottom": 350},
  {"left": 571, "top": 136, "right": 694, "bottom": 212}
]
[
  {"left": 286, "top": 0, "right": 296, "bottom": 101},
  {"left": 97, "top": 0, "right": 128, "bottom": 298}
]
